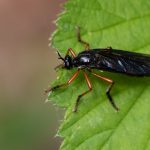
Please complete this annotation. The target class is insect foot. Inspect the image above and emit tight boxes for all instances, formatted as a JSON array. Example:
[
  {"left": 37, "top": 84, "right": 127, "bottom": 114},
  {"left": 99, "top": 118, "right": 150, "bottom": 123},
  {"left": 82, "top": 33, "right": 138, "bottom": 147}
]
[{"left": 72, "top": 95, "right": 82, "bottom": 112}]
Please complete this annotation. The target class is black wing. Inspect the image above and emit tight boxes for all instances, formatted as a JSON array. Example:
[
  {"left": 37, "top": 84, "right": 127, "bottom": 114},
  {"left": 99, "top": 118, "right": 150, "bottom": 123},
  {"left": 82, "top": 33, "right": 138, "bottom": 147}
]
[{"left": 83, "top": 49, "right": 150, "bottom": 76}]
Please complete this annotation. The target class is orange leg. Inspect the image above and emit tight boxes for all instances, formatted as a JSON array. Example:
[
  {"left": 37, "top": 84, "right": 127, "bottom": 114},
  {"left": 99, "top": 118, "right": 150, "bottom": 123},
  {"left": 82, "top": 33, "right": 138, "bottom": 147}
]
[
  {"left": 91, "top": 72, "right": 119, "bottom": 111},
  {"left": 45, "top": 69, "right": 80, "bottom": 93},
  {"left": 76, "top": 26, "right": 90, "bottom": 50},
  {"left": 73, "top": 70, "right": 92, "bottom": 112},
  {"left": 65, "top": 48, "right": 76, "bottom": 58}
]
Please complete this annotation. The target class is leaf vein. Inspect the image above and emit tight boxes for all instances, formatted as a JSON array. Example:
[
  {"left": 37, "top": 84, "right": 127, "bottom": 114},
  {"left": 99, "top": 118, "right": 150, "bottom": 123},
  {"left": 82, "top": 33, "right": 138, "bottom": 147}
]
[{"left": 100, "top": 85, "right": 148, "bottom": 149}]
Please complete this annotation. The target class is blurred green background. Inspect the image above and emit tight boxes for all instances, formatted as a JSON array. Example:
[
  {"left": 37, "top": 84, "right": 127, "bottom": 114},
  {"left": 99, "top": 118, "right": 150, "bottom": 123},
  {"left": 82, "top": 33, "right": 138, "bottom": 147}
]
[{"left": 0, "top": 0, "right": 66, "bottom": 149}]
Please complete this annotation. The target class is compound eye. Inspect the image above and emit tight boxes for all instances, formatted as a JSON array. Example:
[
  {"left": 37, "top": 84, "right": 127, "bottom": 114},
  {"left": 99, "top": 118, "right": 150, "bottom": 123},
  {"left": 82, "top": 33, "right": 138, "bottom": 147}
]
[
  {"left": 66, "top": 61, "right": 70, "bottom": 67},
  {"left": 64, "top": 60, "right": 70, "bottom": 69},
  {"left": 64, "top": 55, "right": 72, "bottom": 69}
]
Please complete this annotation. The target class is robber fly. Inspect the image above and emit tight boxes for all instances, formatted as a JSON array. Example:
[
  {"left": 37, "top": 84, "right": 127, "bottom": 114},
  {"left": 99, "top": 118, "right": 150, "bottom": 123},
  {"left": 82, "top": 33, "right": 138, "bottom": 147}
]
[{"left": 46, "top": 27, "right": 150, "bottom": 112}]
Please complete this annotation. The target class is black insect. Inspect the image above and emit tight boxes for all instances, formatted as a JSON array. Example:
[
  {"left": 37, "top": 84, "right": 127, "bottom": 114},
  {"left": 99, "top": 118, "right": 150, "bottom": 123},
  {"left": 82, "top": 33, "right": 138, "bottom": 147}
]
[{"left": 46, "top": 27, "right": 150, "bottom": 112}]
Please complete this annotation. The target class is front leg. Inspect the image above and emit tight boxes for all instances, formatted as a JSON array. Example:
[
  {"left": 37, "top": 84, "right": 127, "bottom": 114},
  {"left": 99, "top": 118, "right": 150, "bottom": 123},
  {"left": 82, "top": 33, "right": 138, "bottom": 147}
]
[
  {"left": 65, "top": 48, "right": 76, "bottom": 58},
  {"left": 45, "top": 69, "right": 80, "bottom": 93}
]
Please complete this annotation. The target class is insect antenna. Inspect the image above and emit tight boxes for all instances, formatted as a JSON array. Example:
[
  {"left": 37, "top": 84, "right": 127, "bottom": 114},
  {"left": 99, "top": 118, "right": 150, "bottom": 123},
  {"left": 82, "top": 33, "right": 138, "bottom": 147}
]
[
  {"left": 57, "top": 51, "right": 65, "bottom": 61},
  {"left": 54, "top": 51, "right": 65, "bottom": 70}
]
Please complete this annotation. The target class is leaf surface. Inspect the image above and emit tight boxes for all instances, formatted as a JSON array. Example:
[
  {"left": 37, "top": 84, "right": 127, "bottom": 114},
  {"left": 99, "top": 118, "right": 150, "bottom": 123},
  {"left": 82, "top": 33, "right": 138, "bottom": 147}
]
[{"left": 48, "top": 0, "right": 150, "bottom": 149}]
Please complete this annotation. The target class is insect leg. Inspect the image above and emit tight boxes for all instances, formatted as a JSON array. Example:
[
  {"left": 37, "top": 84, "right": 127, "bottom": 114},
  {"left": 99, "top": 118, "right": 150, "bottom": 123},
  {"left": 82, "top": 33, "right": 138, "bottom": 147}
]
[
  {"left": 91, "top": 72, "right": 119, "bottom": 111},
  {"left": 76, "top": 26, "right": 90, "bottom": 50},
  {"left": 65, "top": 48, "right": 76, "bottom": 58},
  {"left": 45, "top": 69, "right": 80, "bottom": 93},
  {"left": 73, "top": 70, "right": 92, "bottom": 112}
]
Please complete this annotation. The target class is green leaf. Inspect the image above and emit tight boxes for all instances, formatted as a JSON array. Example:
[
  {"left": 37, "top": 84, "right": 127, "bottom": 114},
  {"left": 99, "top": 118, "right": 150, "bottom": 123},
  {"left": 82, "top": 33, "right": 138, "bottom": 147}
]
[{"left": 48, "top": 0, "right": 150, "bottom": 149}]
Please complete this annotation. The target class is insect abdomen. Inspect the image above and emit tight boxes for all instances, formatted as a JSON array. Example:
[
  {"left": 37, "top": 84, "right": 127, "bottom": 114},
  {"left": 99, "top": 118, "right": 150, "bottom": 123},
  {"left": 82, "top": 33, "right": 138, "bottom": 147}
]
[{"left": 92, "top": 50, "right": 150, "bottom": 76}]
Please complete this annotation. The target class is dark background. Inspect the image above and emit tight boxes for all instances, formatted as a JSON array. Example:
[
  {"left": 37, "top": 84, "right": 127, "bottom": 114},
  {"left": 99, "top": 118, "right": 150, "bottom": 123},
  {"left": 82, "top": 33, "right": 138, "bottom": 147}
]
[{"left": 0, "top": 0, "right": 66, "bottom": 149}]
